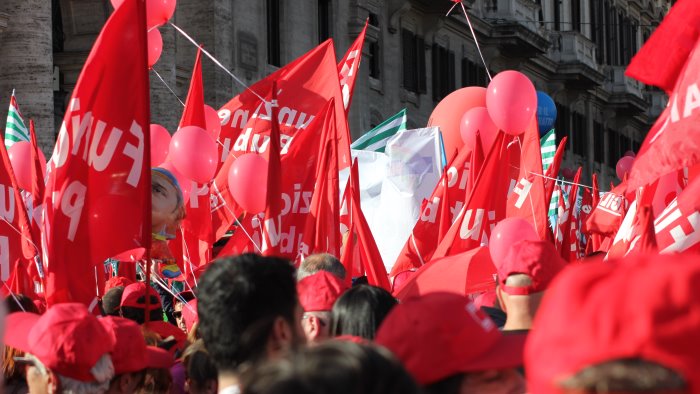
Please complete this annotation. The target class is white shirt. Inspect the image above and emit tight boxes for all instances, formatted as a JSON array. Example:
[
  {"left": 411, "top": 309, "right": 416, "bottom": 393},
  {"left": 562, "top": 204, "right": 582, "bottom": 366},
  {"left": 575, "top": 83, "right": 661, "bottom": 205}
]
[{"left": 219, "top": 385, "right": 241, "bottom": 394}]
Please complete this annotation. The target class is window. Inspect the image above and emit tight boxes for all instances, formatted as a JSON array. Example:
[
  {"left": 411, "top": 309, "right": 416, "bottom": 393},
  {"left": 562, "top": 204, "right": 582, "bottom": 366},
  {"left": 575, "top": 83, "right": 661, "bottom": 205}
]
[
  {"left": 368, "top": 42, "right": 380, "bottom": 79},
  {"left": 591, "top": 0, "right": 605, "bottom": 63},
  {"left": 555, "top": 103, "right": 570, "bottom": 148},
  {"left": 432, "top": 44, "right": 455, "bottom": 101},
  {"left": 571, "top": 0, "right": 581, "bottom": 32},
  {"left": 267, "top": 0, "right": 281, "bottom": 66},
  {"left": 554, "top": 0, "right": 561, "bottom": 31},
  {"left": 593, "top": 121, "right": 604, "bottom": 163},
  {"left": 461, "top": 58, "right": 488, "bottom": 87},
  {"left": 604, "top": 2, "right": 614, "bottom": 65},
  {"left": 572, "top": 112, "right": 587, "bottom": 156},
  {"left": 318, "top": 0, "right": 331, "bottom": 43},
  {"left": 607, "top": 129, "right": 619, "bottom": 165},
  {"left": 402, "top": 29, "right": 426, "bottom": 94}
]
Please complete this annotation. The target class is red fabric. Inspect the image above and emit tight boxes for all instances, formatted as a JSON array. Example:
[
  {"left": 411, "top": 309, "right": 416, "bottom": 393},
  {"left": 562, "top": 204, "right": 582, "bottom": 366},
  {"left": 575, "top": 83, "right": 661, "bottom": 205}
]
[
  {"left": 376, "top": 292, "right": 525, "bottom": 385},
  {"left": 42, "top": 0, "right": 151, "bottom": 306},
  {"left": 28, "top": 120, "right": 45, "bottom": 254},
  {"left": 100, "top": 316, "right": 172, "bottom": 374},
  {"left": 606, "top": 183, "right": 657, "bottom": 260},
  {"left": 497, "top": 240, "right": 565, "bottom": 295},
  {"left": 585, "top": 180, "right": 630, "bottom": 236},
  {"left": 339, "top": 160, "right": 362, "bottom": 285},
  {"left": 655, "top": 175, "right": 700, "bottom": 253},
  {"left": 337, "top": 20, "right": 368, "bottom": 111},
  {"left": 181, "top": 298, "right": 198, "bottom": 332},
  {"left": 437, "top": 171, "right": 451, "bottom": 241},
  {"left": 525, "top": 253, "right": 700, "bottom": 394},
  {"left": 625, "top": 0, "right": 700, "bottom": 93},
  {"left": 506, "top": 118, "right": 549, "bottom": 240},
  {"left": 394, "top": 247, "right": 496, "bottom": 300},
  {"left": 213, "top": 41, "right": 351, "bottom": 240},
  {"left": 432, "top": 132, "right": 511, "bottom": 258},
  {"left": 261, "top": 84, "right": 283, "bottom": 256},
  {"left": 543, "top": 136, "right": 568, "bottom": 214},
  {"left": 104, "top": 276, "right": 133, "bottom": 292},
  {"left": 120, "top": 282, "right": 161, "bottom": 309},
  {"left": 142, "top": 320, "right": 187, "bottom": 356},
  {"left": 297, "top": 271, "right": 347, "bottom": 312},
  {"left": 558, "top": 168, "right": 582, "bottom": 261},
  {"left": 178, "top": 48, "right": 206, "bottom": 130},
  {"left": 628, "top": 35, "right": 700, "bottom": 189},
  {"left": 5, "top": 303, "right": 115, "bottom": 382}
]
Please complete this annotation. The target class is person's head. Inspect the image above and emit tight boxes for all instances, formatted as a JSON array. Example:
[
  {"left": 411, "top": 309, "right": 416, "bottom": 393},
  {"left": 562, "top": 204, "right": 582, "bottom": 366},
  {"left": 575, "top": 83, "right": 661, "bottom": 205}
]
[
  {"left": 5, "top": 294, "right": 39, "bottom": 314},
  {"left": 151, "top": 167, "right": 186, "bottom": 236},
  {"left": 297, "top": 253, "right": 346, "bottom": 281},
  {"left": 3, "top": 295, "right": 28, "bottom": 383},
  {"left": 241, "top": 340, "right": 421, "bottom": 394},
  {"left": 173, "top": 291, "right": 196, "bottom": 333},
  {"left": 297, "top": 271, "right": 347, "bottom": 343},
  {"left": 119, "top": 282, "right": 163, "bottom": 324},
  {"left": 5, "top": 303, "right": 116, "bottom": 393},
  {"left": 183, "top": 339, "right": 218, "bottom": 394},
  {"left": 103, "top": 286, "right": 125, "bottom": 317},
  {"left": 197, "top": 253, "right": 303, "bottom": 376},
  {"left": 100, "top": 316, "right": 172, "bottom": 394},
  {"left": 526, "top": 253, "right": 700, "bottom": 394},
  {"left": 329, "top": 284, "right": 396, "bottom": 340},
  {"left": 104, "top": 276, "right": 133, "bottom": 293},
  {"left": 495, "top": 240, "right": 565, "bottom": 330},
  {"left": 376, "top": 292, "right": 526, "bottom": 394}
]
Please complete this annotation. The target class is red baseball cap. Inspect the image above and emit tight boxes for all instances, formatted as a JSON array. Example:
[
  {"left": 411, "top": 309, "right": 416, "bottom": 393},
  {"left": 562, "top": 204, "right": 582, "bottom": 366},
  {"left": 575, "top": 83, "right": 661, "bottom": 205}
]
[
  {"left": 4, "top": 303, "right": 116, "bottom": 382},
  {"left": 297, "top": 271, "right": 347, "bottom": 312},
  {"left": 375, "top": 292, "right": 525, "bottom": 385},
  {"left": 143, "top": 321, "right": 188, "bottom": 356},
  {"left": 526, "top": 253, "right": 700, "bottom": 394},
  {"left": 99, "top": 316, "right": 173, "bottom": 374},
  {"left": 496, "top": 240, "right": 565, "bottom": 295},
  {"left": 105, "top": 276, "right": 133, "bottom": 292},
  {"left": 120, "top": 282, "right": 162, "bottom": 309}
]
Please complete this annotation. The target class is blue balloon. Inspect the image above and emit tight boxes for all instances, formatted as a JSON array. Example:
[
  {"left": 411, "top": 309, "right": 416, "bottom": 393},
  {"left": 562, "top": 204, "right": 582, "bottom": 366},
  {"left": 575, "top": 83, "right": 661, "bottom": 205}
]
[{"left": 536, "top": 91, "right": 557, "bottom": 137}]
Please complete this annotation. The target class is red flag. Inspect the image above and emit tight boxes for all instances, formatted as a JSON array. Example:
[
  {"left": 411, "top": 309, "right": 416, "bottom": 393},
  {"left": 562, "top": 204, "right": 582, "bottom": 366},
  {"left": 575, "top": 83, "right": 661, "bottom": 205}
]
[
  {"left": 625, "top": 0, "right": 700, "bottom": 93},
  {"left": 557, "top": 168, "right": 581, "bottom": 261},
  {"left": 467, "top": 132, "right": 485, "bottom": 196},
  {"left": 544, "top": 136, "right": 568, "bottom": 210},
  {"left": 432, "top": 132, "right": 511, "bottom": 258},
  {"left": 628, "top": 35, "right": 700, "bottom": 189},
  {"left": 213, "top": 41, "right": 351, "bottom": 239},
  {"left": 261, "top": 83, "right": 283, "bottom": 256},
  {"left": 178, "top": 48, "right": 207, "bottom": 130},
  {"left": 340, "top": 159, "right": 362, "bottom": 283},
  {"left": 27, "top": 120, "right": 45, "bottom": 252},
  {"left": 338, "top": 19, "right": 368, "bottom": 111},
  {"left": 654, "top": 175, "right": 700, "bottom": 254},
  {"left": 437, "top": 170, "right": 451, "bottom": 241},
  {"left": 585, "top": 180, "right": 630, "bottom": 237},
  {"left": 42, "top": 0, "right": 151, "bottom": 306},
  {"left": 506, "top": 119, "right": 549, "bottom": 240}
]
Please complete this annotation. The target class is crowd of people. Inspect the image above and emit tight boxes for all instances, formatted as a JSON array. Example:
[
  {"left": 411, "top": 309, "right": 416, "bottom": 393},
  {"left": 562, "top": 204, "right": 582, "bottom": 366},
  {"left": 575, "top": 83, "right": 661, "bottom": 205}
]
[{"left": 1, "top": 247, "right": 699, "bottom": 393}]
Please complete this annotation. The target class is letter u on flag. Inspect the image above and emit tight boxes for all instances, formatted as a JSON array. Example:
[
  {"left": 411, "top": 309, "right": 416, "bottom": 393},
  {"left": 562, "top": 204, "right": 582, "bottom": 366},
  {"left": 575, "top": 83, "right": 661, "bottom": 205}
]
[{"left": 42, "top": 0, "right": 151, "bottom": 306}]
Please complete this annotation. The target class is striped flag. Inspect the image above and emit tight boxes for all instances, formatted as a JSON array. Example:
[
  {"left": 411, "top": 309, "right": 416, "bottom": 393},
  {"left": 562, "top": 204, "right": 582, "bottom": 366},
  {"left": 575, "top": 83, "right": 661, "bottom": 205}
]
[
  {"left": 351, "top": 109, "right": 407, "bottom": 152},
  {"left": 4, "top": 91, "right": 30, "bottom": 150},
  {"left": 540, "top": 129, "right": 556, "bottom": 171}
]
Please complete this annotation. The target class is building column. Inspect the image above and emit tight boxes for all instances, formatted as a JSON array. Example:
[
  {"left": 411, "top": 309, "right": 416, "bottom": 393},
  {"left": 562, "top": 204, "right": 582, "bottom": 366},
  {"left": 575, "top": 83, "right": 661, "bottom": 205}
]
[{"left": 0, "top": 0, "right": 54, "bottom": 153}]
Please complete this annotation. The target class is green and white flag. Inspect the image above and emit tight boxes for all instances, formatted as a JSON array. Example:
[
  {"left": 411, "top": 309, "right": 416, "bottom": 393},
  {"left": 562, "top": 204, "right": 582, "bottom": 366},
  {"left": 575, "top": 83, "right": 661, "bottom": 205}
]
[
  {"left": 540, "top": 129, "right": 556, "bottom": 172},
  {"left": 351, "top": 109, "right": 407, "bottom": 153},
  {"left": 4, "top": 91, "right": 30, "bottom": 150}
]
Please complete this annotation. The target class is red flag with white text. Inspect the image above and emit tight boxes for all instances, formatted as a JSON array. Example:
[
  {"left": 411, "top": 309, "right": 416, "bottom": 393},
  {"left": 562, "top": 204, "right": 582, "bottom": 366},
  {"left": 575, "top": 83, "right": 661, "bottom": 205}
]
[{"left": 338, "top": 20, "right": 368, "bottom": 111}]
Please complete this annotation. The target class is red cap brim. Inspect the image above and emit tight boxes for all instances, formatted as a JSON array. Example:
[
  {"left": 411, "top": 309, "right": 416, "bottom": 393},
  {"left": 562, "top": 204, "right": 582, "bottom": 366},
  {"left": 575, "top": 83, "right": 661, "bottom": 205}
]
[
  {"left": 461, "top": 332, "right": 526, "bottom": 372},
  {"left": 4, "top": 312, "right": 41, "bottom": 353},
  {"left": 145, "top": 346, "right": 173, "bottom": 369}
]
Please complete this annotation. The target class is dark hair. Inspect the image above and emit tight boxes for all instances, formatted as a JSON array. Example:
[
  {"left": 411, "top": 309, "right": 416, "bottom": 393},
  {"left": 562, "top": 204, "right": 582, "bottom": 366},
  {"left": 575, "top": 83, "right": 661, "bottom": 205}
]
[
  {"left": 558, "top": 359, "right": 687, "bottom": 393},
  {"left": 197, "top": 253, "right": 298, "bottom": 372},
  {"left": 5, "top": 294, "right": 39, "bottom": 314},
  {"left": 425, "top": 373, "right": 464, "bottom": 394},
  {"left": 242, "top": 340, "right": 421, "bottom": 394},
  {"left": 297, "top": 253, "right": 346, "bottom": 280},
  {"left": 102, "top": 286, "right": 125, "bottom": 316},
  {"left": 183, "top": 340, "right": 218, "bottom": 392},
  {"left": 330, "top": 285, "right": 397, "bottom": 340},
  {"left": 121, "top": 303, "right": 164, "bottom": 324}
]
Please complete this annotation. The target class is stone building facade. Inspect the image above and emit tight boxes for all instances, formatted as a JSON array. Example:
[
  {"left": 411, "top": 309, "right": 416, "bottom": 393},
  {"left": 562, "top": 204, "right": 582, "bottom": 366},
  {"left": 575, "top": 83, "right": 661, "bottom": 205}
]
[{"left": 0, "top": 0, "right": 670, "bottom": 186}]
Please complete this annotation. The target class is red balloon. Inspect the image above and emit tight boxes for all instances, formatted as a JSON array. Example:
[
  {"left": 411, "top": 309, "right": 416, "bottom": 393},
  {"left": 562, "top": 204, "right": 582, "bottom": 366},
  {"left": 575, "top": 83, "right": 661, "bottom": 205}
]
[
  {"left": 624, "top": 150, "right": 636, "bottom": 158},
  {"left": 486, "top": 70, "right": 537, "bottom": 135},
  {"left": 489, "top": 218, "right": 539, "bottom": 267},
  {"left": 169, "top": 126, "right": 218, "bottom": 183},
  {"left": 159, "top": 161, "right": 192, "bottom": 205},
  {"left": 459, "top": 107, "right": 499, "bottom": 154},
  {"left": 150, "top": 124, "right": 171, "bottom": 166},
  {"left": 111, "top": 0, "right": 176, "bottom": 29},
  {"left": 428, "top": 87, "right": 486, "bottom": 163},
  {"left": 8, "top": 141, "right": 47, "bottom": 191},
  {"left": 204, "top": 105, "right": 222, "bottom": 140},
  {"left": 616, "top": 156, "right": 635, "bottom": 180},
  {"left": 147, "top": 28, "right": 163, "bottom": 68},
  {"left": 561, "top": 167, "right": 576, "bottom": 180},
  {"left": 228, "top": 153, "right": 268, "bottom": 213}
]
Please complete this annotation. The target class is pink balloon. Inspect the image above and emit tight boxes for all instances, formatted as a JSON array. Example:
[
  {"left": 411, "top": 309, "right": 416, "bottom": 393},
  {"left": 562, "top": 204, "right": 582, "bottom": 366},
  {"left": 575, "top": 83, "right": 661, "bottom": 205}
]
[
  {"left": 228, "top": 153, "right": 268, "bottom": 213},
  {"left": 8, "top": 142, "right": 46, "bottom": 191},
  {"left": 146, "top": 0, "right": 177, "bottom": 29},
  {"left": 147, "top": 28, "right": 163, "bottom": 68},
  {"left": 460, "top": 107, "right": 499, "bottom": 154},
  {"left": 616, "top": 156, "right": 635, "bottom": 180},
  {"left": 150, "top": 124, "right": 171, "bottom": 166},
  {"left": 110, "top": 0, "right": 124, "bottom": 9},
  {"left": 561, "top": 167, "right": 576, "bottom": 180},
  {"left": 204, "top": 105, "right": 222, "bottom": 140},
  {"left": 159, "top": 160, "right": 192, "bottom": 205},
  {"left": 428, "top": 87, "right": 487, "bottom": 163},
  {"left": 169, "top": 126, "right": 218, "bottom": 183},
  {"left": 624, "top": 150, "right": 636, "bottom": 158},
  {"left": 489, "top": 218, "right": 539, "bottom": 267},
  {"left": 486, "top": 70, "right": 537, "bottom": 135}
]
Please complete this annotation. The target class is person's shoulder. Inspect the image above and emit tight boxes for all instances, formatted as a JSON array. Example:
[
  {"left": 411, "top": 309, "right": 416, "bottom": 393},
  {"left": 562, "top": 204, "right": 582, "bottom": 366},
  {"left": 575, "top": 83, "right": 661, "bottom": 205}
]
[{"left": 219, "top": 385, "right": 241, "bottom": 394}]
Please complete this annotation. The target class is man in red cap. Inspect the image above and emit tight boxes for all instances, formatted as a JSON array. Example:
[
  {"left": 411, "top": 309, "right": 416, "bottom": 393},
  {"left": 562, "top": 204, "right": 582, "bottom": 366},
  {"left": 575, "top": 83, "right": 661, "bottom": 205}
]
[
  {"left": 297, "top": 271, "right": 347, "bottom": 343},
  {"left": 120, "top": 282, "right": 164, "bottom": 324},
  {"left": 100, "top": 316, "right": 173, "bottom": 393},
  {"left": 526, "top": 253, "right": 700, "bottom": 394},
  {"left": 375, "top": 292, "right": 526, "bottom": 394},
  {"left": 495, "top": 240, "right": 565, "bottom": 332},
  {"left": 5, "top": 303, "right": 116, "bottom": 393}
]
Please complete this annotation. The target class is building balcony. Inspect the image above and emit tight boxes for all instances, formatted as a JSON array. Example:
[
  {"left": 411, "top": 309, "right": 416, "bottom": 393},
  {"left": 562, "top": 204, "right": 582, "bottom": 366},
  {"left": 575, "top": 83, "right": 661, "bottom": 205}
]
[
  {"left": 605, "top": 66, "right": 648, "bottom": 115},
  {"left": 549, "top": 31, "right": 605, "bottom": 89},
  {"left": 644, "top": 89, "right": 668, "bottom": 120},
  {"left": 480, "top": 0, "right": 550, "bottom": 57}
]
